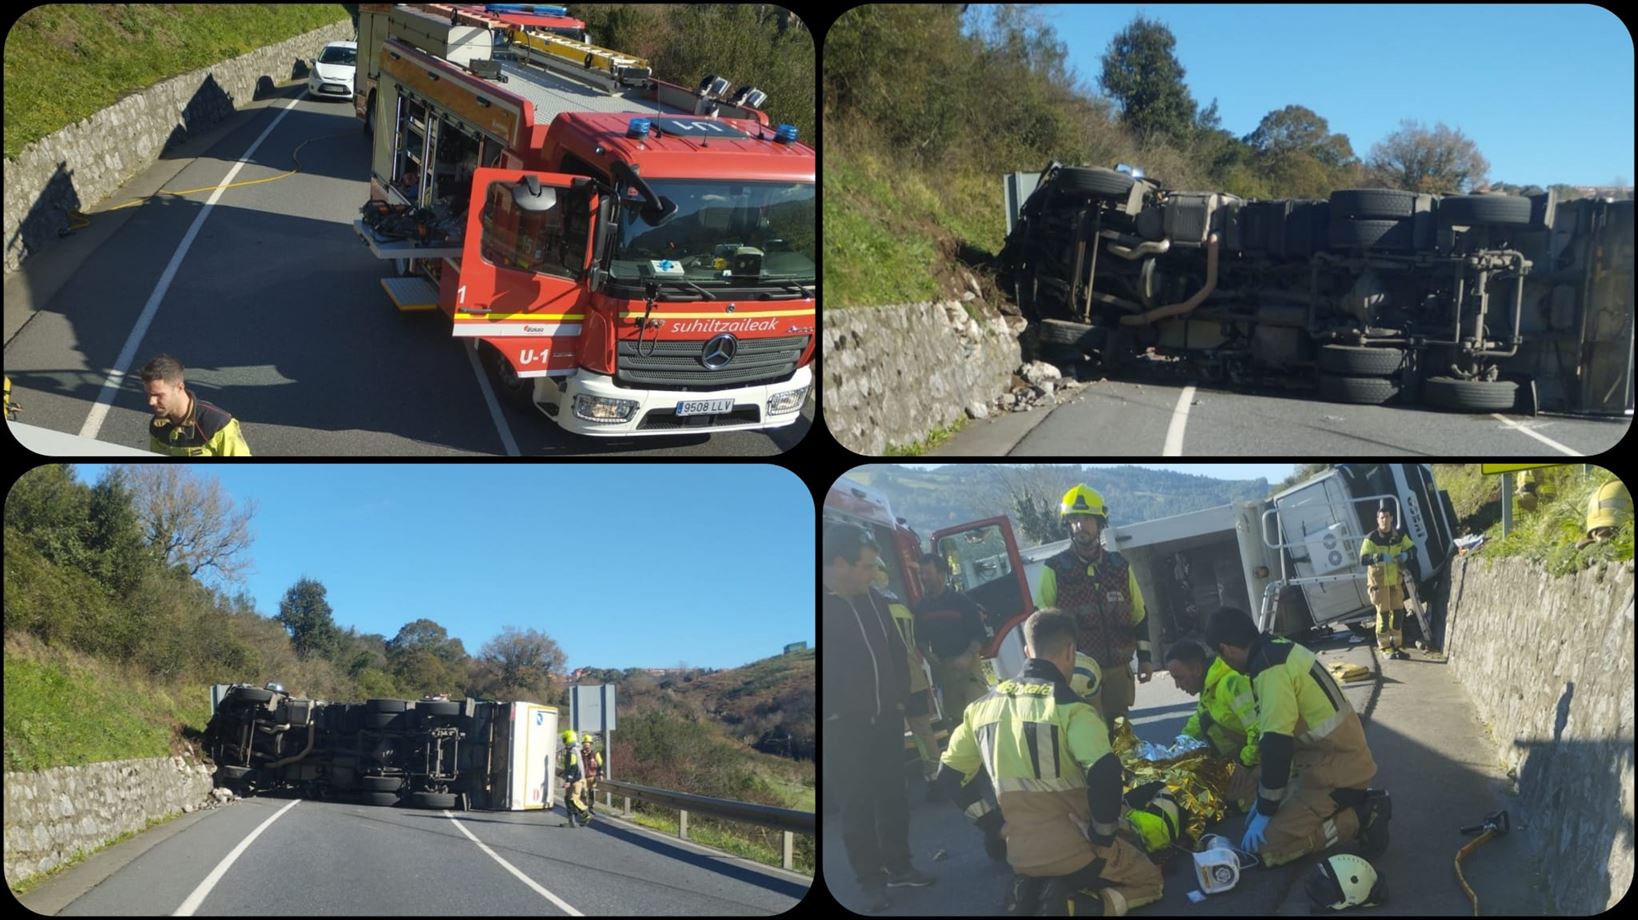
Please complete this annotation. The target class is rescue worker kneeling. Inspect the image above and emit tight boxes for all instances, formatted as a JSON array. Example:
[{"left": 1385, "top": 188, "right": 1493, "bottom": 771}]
[
  {"left": 1163, "top": 638, "right": 1260, "bottom": 813},
  {"left": 934, "top": 608, "right": 1163, "bottom": 915},
  {"left": 1204, "top": 607, "right": 1391, "bottom": 869}
]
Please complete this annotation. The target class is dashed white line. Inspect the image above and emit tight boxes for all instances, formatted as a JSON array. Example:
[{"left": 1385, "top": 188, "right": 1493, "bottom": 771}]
[
  {"left": 1163, "top": 386, "right": 1195, "bottom": 456},
  {"left": 446, "top": 811, "right": 582, "bottom": 915},
  {"left": 80, "top": 99, "right": 301, "bottom": 440},
  {"left": 465, "top": 340, "right": 521, "bottom": 456},
  {"left": 174, "top": 798, "right": 301, "bottom": 915},
  {"left": 1490, "top": 413, "right": 1581, "bottom": 456}
]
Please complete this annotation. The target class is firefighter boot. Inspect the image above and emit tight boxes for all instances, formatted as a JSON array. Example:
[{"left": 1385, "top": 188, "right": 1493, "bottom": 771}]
[{"left": 1355, "top": 789, "right": 1392, "bottom": 859}]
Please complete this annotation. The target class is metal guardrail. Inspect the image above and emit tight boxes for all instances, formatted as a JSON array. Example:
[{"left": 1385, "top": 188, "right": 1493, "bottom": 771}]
[{"left": 563, "top": 777, "right": 813, "bottom": 872}]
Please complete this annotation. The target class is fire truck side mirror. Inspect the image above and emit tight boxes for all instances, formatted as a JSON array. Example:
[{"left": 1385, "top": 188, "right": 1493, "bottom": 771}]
[
  {"left": 513, "top": 175, "right": 558, "bottom": 213},
  {"left": 640, "top": 196, "right": 678, "bottom": 227}
]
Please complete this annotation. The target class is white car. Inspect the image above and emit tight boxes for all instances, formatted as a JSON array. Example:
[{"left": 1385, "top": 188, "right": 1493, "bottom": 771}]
[{"left": 307, "top": 40, "right": 357, "bottom": 101}]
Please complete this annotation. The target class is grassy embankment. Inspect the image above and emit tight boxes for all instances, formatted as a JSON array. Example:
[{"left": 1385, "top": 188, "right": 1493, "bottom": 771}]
[
  {"left": 4, "top": 4, "right": 349, "bottom": 159},
  {"left": 1433, "top": 464, "right": 1631, "bottom": 575}
]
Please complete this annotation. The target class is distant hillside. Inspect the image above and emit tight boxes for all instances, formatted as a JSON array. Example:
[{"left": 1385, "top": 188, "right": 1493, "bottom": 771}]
[{"left": 841, "top": 464, "right": 1268, "bottom": 547}]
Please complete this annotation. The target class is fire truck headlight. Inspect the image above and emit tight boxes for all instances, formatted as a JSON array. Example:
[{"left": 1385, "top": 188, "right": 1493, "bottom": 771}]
[
  {"left": 573, "top": 394, "right": 638, "bottom": 423},
  {"left": 768, "top": 386, "right": 809, "bottom": 414}
]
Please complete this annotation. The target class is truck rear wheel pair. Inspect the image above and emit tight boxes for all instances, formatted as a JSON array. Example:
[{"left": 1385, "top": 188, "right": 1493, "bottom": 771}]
[{"left": 1316, "top": 345, "right": 1405, "bottom": 405}]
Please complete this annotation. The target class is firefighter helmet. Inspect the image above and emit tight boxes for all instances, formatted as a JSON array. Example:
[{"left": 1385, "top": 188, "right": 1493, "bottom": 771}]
[
  {"left": 1060, "top": 484, "right": 1108, "bottom": 520},
  {"left": 1305, "top": 853, "right": 1387, "bottom": 910},
  {"left": 582, "top": 733, "right": 596, "bottom": 744},
  {"left": 561, "top": 729, "right": 578, "bottom": 745},
  {"left": 1586, "top": 479, "right": 1631, "bottom": 536}
]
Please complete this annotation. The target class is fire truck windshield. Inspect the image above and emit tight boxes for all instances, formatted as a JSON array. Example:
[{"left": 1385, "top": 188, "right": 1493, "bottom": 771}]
[{"left": 608, "top": 180, "right": 815, "bottom": 288}]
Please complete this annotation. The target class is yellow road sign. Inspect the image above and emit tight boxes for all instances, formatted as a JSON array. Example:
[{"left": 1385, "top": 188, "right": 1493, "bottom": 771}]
[{"left": 1480, "top": 464, "right": 1562, "bottom": 475}]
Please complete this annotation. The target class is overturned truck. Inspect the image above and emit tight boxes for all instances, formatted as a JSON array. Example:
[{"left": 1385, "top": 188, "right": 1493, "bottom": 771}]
[
  {"left": 205, "top": 683, "right": 560, "bottom": 810},
  {"left": 998, "top": 163, "right": 1634, "bottom": 413}
]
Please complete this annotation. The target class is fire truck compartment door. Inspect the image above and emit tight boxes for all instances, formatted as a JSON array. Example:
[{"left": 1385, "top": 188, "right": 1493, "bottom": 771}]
[
  {"left": 456, "top": 168, "right": 600, "bottom": 375},
  {"left": 931, "top": 516, "right": 1034, "bottom": 682}
]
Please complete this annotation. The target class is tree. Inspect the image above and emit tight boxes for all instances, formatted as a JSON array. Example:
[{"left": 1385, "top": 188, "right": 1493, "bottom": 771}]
[
  {"left": 126, "top": 467, "right": 256, "bottom": 584},
  {"left": 477, "top": 627, "right": 567, "bottom": 702},
  {"left": 85, "top": 468, "right": 156, "bottom": 597},
  {"left": 5, "top": 465, "right": 94, "bottom": 572},
  {"left": 386, "top": 618, "right": 468, "bottom": 694},
  {"left": 1011, "top": 488, "right": 1068, "bottom": 546},
  {"left": 1098, "top": 15, "right": 1198, "bottom": 145},
  {"left": 277, "top": 577, "right": 343, "bottom": 661},
  {"left": 1367, "top": 120, "right": 1490, "bottom": 194}
]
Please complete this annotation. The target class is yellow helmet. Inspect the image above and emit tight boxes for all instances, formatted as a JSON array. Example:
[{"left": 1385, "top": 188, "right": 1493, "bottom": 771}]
[
  {"left": 1123, "top": 784, "right": 1182, "bottom": 853},
  {"left": 582, "top": 733, "right": 596, "bottom": 744},
  {"left": 1060, "top": 484, "right": 1108, "bottom": 520},
  {"left": 561, "top": 729, "right": 578, "bottom": 745},
  {"left": 1586, "top": 479, "right": 1632, "bottom": 535}
]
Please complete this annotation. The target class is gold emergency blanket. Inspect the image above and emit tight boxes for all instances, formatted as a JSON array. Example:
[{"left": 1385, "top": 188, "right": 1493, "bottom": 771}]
[{"left": 1110, "top": 717, "right": 1237, "bottom": 846}]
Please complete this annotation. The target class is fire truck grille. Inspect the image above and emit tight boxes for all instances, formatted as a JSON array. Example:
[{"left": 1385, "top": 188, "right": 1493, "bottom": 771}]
[
  {"left": 635, "top": 405, "right": 763, "bottom": 431},
  {"left": 615, "top": 335, "right": 809, "bottom": 389}
]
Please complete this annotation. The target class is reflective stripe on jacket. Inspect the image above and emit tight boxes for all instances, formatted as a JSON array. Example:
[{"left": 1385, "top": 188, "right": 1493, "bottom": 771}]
[
  {"left": 148, "top": 393, "right": 252, "bottom": 456},
  {"left": 1038, "top": 548, "right": 1150, "bottom": 666},
  {"left": 1183, "top": 656, "right": 1260, "bottom": 767},
  {"left": 1243, "top": 635, "right": 1359, "bottom": 811},
  {"left": 1359, "top": 528, "right": 1413, "bottom": 587}
]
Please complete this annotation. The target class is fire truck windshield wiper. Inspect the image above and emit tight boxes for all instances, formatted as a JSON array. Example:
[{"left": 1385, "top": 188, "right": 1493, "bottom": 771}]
[{"left": 651, "top": 278, "right": 713, "bottom": 300}]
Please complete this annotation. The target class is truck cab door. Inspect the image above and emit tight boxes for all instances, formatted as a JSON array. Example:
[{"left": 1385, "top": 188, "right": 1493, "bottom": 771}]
[
  {"left": 930, "top": 517, "right": 1034, "bottom": 686},
  {"left": 456, "top": 168, "right": 601, "bottom": 376}
]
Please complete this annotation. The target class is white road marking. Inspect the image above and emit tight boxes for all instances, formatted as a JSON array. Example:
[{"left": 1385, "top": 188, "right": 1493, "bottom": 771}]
[
  {"left": 1163, "top": 386, "right": 1195, "bottom": 456},
  {"left": 446, "top": 812, "right": 583, "bottom": 916},
  {"left": 80, "top": 99, "right": 302, "bottom": 440},
  {"left": 1490, "top": 413, "right": 1580, "bottom": 456},
  {"left": 465, "top": 340, "right": 521, "bottom": 456},
  {"left": 173, "top": 798, "right": 301, "bottom": 915}
]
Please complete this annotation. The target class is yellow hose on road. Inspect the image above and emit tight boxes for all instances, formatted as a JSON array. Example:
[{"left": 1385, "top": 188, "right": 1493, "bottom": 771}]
[{"left": 1454, "top": 809, "right": 1509, "bottom": 916}]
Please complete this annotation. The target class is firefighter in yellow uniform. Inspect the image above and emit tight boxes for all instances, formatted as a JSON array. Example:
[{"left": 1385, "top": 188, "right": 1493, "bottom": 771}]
[
  {"left": 1037, "top": 485, "right": 1153, "bottom": 725},
  {"left": 1577, "top": 479, "right": 1631, "bottom": 548},
  {"left": 557, "top": 728, "right": 591, "bottom": 827},
  {"left": 1205, "top": 607, "right": 1390, "bottom": 870},
  {"left": 877, "top": 560, "right": 942, "bottom": 786},
  {"left": 934, "top": 608, "right": 1162, "bottom": 916},
  {"left": 1358, "top": 500, "right": 1414, "bottom": 660},
  {"left": 1164, "top": 639, "right": 1261, "bottom": 812}
]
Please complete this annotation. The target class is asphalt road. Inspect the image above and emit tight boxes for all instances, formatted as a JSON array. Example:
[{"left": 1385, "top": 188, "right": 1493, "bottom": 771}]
[
  {"left": 2, "top": 86, "right": 811, "bottom": 457},
  {"left": 26, "top": 795, "right": 807, "bottom": 916},
  {"left": 931, "top": 375, "right": 1627, "bottom": 457},
  {"left": 821, "top": 624, "right": 1546, "bottom": 915}
]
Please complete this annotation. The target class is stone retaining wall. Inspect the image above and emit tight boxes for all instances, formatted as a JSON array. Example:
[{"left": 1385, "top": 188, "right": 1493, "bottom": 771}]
[
  {"left": 3, "top": 756, "right": 224, "bottom": 888},
  {"left": 4, "top": 19, "right": 354, "bottom": 274},
  {"left": 822, "top": 300, "right": 1025, "bottom": 454},
  {"left": 1444, "top": 555, "right": 1634, "bottom": 915}
]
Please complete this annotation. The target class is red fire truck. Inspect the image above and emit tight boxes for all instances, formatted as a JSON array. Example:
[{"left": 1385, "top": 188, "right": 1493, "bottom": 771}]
[{"left": 353, "top": 4, "right": 815, "bottom": 436}]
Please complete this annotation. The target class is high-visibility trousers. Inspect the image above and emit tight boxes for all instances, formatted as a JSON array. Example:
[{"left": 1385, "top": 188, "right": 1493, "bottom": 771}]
[
  {"left": 1260, "top": 711, "right": 1378, "bottom": 868},
  {"left": 1368, "top": 581, "right": 1406, "bottom": 651},
  {"left": 1026, "top": 831, "right": 1164, "bottom": 916}
]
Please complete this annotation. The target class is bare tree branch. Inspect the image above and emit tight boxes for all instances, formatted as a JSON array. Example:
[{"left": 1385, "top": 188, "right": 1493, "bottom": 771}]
[{"left": 127, "top": 467, "right": 257, "bottom": 585}]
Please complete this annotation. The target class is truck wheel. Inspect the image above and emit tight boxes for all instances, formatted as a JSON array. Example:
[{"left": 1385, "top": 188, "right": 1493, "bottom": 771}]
[
  {"left": 1318, "top": 373, "right": 1400, "bottom": 404},
  {"left": 234, "top": 688, "right": 275, "bottom": 703},
  {"left": 362, "top": 792, "right": 401, "bottom": 807},
  {"left": 1317, "top": 345, "right": 1406, "bottom": 376},
  {"left": 1423, "top": 376, "right": 1518, "bottom": 411},
  {"left": 362, "top": 774, "right": 404, "bottom": 792},
  {"left": 1328, "top": 218, "right": 1414, "bottom": 251},
  {"left": 1038, "top": 318, "right": 1099, "bottom": 348},
  {"left": 479, "top": 341, "right": 535, "bottom": 408},
  {"left": 410, "top": 792, "right": 458, "bottom": 809},
  {"left": 1329, "top": 189, "right": 1419, "bottom": 219},
  {"left": 1054, "top": 166, "right": 1134, "bottom": 200},
  {"left": 365, "top": 698, "right": 411, "bottom": 713},
  {"left": 417, "top": 701, "right": 461, "bottom": 717},
  {"left": 1436, "top": 195, "right": 1532, "bottom": 226}
]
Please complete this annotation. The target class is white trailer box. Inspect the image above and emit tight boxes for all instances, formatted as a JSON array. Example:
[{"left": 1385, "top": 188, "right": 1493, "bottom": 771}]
[{"left": 491, "top": 702, "right": 558, "bottom": 810}]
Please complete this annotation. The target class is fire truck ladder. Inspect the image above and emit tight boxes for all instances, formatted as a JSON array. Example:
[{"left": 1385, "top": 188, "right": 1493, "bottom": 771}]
[{"left": 506, "top": 28, "right": 652, "bottom": 91}]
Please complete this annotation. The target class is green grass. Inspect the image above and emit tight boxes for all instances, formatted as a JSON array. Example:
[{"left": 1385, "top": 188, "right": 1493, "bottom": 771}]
[
  {"left": 4, "top": 4, "right": 350, "bottom": 159},
  {"left": 1436, "top": 465, "right": 1631, "bottom": 576},
  {"left": 619, "top": 803, "right": 814, "bottom": 876},
  {"left": 824, "top": 145, "right": 1011, "bottom": 308},
  {"left": 3, "top": 645, "right": 209, "bottom": 773},
  {"left": 885, "top": 415, "right": 968, "bottom": 456}
]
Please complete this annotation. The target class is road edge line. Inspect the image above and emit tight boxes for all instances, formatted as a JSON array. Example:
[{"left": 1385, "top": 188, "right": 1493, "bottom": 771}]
[
  {"left": 464, "top": 340, "right": 521, "bottom": 456},
  {"left": 1489, "top": 413, "right": 1580, "bottom": 456},
  {"left": 446, "top": 811, "right": 583, "bottom": 915},
  {"left": 173, "top": 798, "right": 301, "bottom": 915},
  {"left": 1163, "top": 385, "right": 1194, "bottom": 456}
]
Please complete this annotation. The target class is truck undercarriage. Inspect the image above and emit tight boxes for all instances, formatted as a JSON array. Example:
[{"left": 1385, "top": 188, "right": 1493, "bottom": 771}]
[{"left": 999, "top": 164, "right": 1634, "bottom": 414}]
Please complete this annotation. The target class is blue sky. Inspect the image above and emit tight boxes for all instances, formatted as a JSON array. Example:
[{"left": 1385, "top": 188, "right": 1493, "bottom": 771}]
[
  {"left": 71, "top": 464, "right": 814, "bottom": 671},
  {"left": 899, "top": 463, "right": 1296, "bottom": 483},
  {"left": 973, "top": 4, "right": 1634, "bottom": 187}
]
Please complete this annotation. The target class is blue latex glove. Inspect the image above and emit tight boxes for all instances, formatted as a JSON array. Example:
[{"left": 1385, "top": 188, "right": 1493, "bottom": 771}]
[
  {"left": 1242, "top": 810, "right": 1271, "bottom": 854},
  {"left": 1395, "top": 552, "right": 1410, "bottom": 564}
]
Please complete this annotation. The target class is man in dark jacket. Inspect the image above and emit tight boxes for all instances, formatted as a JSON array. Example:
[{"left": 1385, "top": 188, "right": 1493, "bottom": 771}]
[
  {"left": 915, "top": 552, "right": 991, "bottom": 727},
  {"left": 823, "top": 523, "right": 935, "bottom": 912}
]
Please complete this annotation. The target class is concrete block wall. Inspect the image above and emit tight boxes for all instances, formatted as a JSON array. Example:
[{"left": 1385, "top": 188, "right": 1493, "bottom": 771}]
[
  {"left": 1444, "top": 555, "right": 1635, "bottom": 915},
  {"left": 3, "top": 756, "right": 219, "bottom": 888},
  {"left": 822, "top": 301, "right": 1024, "bottom": 454},
  {"left": 4, "top": 19, "right": 354, "bottom": 274}
]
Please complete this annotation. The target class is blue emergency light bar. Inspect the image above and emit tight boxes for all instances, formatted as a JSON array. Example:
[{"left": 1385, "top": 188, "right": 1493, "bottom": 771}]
[
  {"left": 774, "top": 123, "right": 798, "bottom": 144},
  {"left": 627, "top": 118, "right": 652, "bottom": 139}
]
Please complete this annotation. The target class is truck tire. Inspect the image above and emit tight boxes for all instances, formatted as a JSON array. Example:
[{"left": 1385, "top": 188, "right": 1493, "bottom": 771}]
[
  {"left": 1317, "top": 345, "right": 1406, "bottom": 376},
  {"left": 1054, "top": 166, "right": 1134, "bottom": 200},
  {"left": 362, "top": 711, "right": 400, "bottom": 730},
  {"left": 366, "top": 699, "right": 411, "bottom": 713},
  {"left": 479, "top": 341, "right": 535, "bottom": 408},
  {"left": 409, "top": 791, "right": 459, "bottom": 809},
  {"left": 1329, "top": 189, "right": 1419, "bottom": 219},
  {"left": 417, "top": 701, "right": 461, "bottom": 717},
  {"left": 1436, "top": 195, "right": 1532, "bottom": 226},
  {"left": 1038, "top": 318, "right": 1099, "bottom": 348},
  {"left": 362, "top": 774, "right": 404, "bottom": 793},
  {"left": 234, "top": 688, "right": 275, "bottom": 703},
  {"left": 1328, "top": 218, "right": 1414, "bottom": 251},
  {"left": 1423, "top": 376, "right": 1518, "bottom": 411},
  {"left": 1318, "top": 373, "right": 1400, "bottom": 404},
  {"left": 362, "top": 792, "right": 401, "bottom": 807}
]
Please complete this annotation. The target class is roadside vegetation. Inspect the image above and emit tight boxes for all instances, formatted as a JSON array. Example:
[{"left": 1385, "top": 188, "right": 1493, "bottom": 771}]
[
  {"left": 1433, "top": 464, "right": 1632, "bottom": 576},
  {"left": 5, "top": 465, "right": 813, "bottom": 875},
  {"left": 825, "top": 5, "right": 1599, "bottom": 308},
  {"left": 3, "top": 4, "right": 349, "bottom": 159}
]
